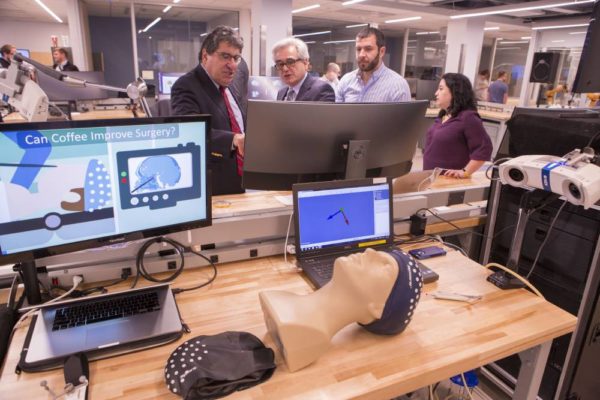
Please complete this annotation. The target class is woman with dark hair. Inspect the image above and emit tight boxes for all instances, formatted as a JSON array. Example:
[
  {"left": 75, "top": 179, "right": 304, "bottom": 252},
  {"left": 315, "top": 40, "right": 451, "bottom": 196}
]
[{"left": 423, "top": 73, "right": 492, "bottom": 178}]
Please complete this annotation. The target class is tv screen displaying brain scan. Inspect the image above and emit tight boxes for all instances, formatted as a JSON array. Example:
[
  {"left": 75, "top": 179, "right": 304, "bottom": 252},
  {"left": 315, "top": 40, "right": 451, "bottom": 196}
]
[{"left": 0, "top": 117, "right": 209, "bottom": 258}]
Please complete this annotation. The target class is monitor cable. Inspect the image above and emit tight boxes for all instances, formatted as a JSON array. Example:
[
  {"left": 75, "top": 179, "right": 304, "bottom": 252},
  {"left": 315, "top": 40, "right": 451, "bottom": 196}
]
[{"left": 132, "top": 236, "right": 217, "bottom": 294}]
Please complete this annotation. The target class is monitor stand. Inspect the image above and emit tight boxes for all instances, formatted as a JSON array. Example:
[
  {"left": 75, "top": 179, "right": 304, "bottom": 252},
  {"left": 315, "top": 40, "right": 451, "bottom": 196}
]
[
  {"left": 343, "top": 140, "right": 370, "bottom": 180},
  {"left": 15, "top": 261, "right": 43, "bottom": 305}
]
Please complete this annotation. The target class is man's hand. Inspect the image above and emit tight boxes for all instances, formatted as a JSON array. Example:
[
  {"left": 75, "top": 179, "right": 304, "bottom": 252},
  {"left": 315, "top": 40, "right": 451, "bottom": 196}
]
[{"left": 233, "top": 133, "right": 245, "bottom": 156}]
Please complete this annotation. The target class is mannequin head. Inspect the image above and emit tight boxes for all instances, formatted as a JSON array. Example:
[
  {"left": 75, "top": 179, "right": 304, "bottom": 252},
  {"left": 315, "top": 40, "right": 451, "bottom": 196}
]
[
  {"left": 331, "top": 248, "right": 400, "bottom": 324},
  {"left": 259, "top": 248, "right": 423, "bottom": 371}
]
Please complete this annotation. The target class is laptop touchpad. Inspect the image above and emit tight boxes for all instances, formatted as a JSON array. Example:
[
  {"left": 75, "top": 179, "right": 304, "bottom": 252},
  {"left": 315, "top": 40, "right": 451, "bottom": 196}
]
[{"left": 85, "top": 319, "right": 133, "bottom": 348}]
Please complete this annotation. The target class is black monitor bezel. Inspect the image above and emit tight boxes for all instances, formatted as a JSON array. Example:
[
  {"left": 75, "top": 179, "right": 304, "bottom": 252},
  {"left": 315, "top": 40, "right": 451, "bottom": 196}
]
[{"left": 0, "top": 115, "right": 212, "bottom": 264}]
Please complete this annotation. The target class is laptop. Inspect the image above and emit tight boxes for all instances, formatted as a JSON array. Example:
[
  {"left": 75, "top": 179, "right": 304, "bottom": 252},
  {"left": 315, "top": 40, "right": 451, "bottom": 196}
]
[
  {"left": 19, "top": 283, "right": 182, "bottom": 371},
  {"left": 293, "top": 178, "right": 438, "bottom": 288}
]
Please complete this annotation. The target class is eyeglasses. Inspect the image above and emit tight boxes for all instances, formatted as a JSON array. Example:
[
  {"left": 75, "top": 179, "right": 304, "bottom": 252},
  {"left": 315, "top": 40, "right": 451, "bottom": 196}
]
[
  {"left": 215, "top": 51, "right": 242, "bottom": 64},
  {"left": 274, "top": 58, "right": 303, "bottom": 70}
]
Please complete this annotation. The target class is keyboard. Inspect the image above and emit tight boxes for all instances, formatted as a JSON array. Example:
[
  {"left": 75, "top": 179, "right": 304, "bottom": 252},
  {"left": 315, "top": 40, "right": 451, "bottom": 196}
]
[
  {"left": 300, "top": 254, "right": 440, "bottom": 289},
  {"left": 52, "top": 291, "right": 161, "bottom": 331}
]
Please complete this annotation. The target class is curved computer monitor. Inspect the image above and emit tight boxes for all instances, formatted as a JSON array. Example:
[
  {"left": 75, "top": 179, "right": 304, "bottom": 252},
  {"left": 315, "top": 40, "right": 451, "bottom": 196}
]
[
  {"left": 243, "top": 100, "right": 429, "bottom": 190},
  {"left": 0, "top": 115, "right": 211, "bottom": 302}
]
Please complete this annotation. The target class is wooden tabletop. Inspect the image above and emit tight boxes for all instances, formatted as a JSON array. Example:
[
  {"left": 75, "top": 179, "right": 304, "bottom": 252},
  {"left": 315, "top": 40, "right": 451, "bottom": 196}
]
[{"left": 0, "top": 249, "right": 576, "bottom": 400}]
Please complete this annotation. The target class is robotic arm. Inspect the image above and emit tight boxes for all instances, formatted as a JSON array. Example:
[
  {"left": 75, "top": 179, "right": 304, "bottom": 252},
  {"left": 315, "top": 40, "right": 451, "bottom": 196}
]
[
  {"left": 498, "top": 147, "right": 600, "bottom": 209},
  {"left": 0, "top": 62, "right": 49, "bottom": 122}
]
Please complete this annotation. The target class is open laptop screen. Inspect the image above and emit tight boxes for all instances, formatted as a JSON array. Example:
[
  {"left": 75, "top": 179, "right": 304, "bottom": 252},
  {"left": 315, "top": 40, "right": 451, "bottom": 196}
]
[{"left": 294, "top": 179, "right": 393, "bottom": 255}]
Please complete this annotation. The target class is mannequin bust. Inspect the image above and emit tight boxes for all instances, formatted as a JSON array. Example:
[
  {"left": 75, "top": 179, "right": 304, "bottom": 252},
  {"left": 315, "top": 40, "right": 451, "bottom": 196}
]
[{"left": 259, "top": 248, "right": 422, "bottom": 372}]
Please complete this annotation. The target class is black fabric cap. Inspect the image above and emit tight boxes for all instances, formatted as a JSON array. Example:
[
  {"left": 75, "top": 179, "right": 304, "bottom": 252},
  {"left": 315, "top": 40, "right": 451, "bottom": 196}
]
[{"left": 165, "top": 331, "right": 276, "bottom": 399}]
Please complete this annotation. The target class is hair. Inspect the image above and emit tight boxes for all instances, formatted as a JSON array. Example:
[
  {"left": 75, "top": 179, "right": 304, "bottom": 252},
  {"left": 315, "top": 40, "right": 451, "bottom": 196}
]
[
  {"left": 356, "top": 27, "right": 385, "bottom": 49},
  {"left": 1, "top": 44, "right": 15, "bottom": 56},
  {"left": 326, "top": 62, "right": 340, "bottom": 73},
  {"left": 271, "top": 37, "right": 309, "bottom": 60},
  {"left": 438, "top": 72, "right": 478, "bottom": 118},
  {"left": 54, "top": 47, "right": 69, "bottom": 57},
  {"left": 479, "top": 69, "right": 490, "bottom": 79},
  {"left": 198, "top": 26, "right": 243, "bottom": 63},
  {"left": 497, "top": 70, "right": 507, "bottom": 79}
]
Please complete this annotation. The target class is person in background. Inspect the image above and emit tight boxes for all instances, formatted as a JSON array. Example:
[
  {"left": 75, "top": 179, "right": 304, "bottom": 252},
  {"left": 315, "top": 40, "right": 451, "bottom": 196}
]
[
  {"left": 171, "top": 25, "right": 246, "bottom": 195},
  {"left": 487, "top": 70, "right": 508, "bottom": 104},
  {"left": 321, "top": 62, "right": 341, "bottom": 94},
  {"left": 474, "top": 69, "right": 490, "bottom": 102},
  {"left": 52, "top": 48, "right": 79, "bottom": 72},
  {"left": 0, "top": 44, "right": 16, "bottom": 68},
  {"left": 272, "top": 37, "right": 335, "bottom": 102},
  {"left": 337, "top": 27, "right": 411, "bottom": 103},
  {"left": 423, "top": 73, "right": 493, "bottom": 179}
]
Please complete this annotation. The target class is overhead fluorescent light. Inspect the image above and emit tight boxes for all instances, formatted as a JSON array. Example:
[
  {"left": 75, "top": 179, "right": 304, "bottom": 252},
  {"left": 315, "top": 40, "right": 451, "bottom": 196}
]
[
  {"left": 416, "top": 31, "right": 440, "bottom": 35},
  {"left": 497, "top": 47, "right": 522, "bottom": 50},
  {"left": 521, "top": 36, "right": 532, "bottom": 39},
  {"left": 142, "top": 17, "right": 161, "bottom": 33},
  {"left": 424, "top": 47, "right": 437, "bottom": 51},
  {"left": 499, "top": 40, "right": 529, "bottom": 44},
  {"left": 323, "top": 39, "right": 356, "bottom": 44},
  {"left": 484, "top": 27, "right": 500, "bottom": 31},
  {"left": 385, "top": 16, "right": 422, "bottom": 24},
  {"left": 426, "top": 40, "right": 445, "bottom": 43},
  {"left": 292, "top": 4, "right": 320, "bottom": 14},
  {"left": 173, "top": 0, "right": 181, "bottom": 3},
  {"left": 451, "top": 0, "right": 595, "bottom": 19},
  {"left": 34, "top": 0, "right": 63, "bottom": 23},
  {"left": 342, "top": 0, "right": 368, "bottom": 4},
  {"left": 294, "top": 30, "right": 331, "bottom": 38},
  {"left": 304, "top": 41, "right": 316, "bottom": 44},
  {"left": 532, "top": 23, "right": 589, "bottom": 30},
  {"left": 346, "top": 23, "right": 369, "bottom": 28},
  {"left": 200, "top": 32, "right": 208, "bottom": 37},
  {"left": 569, "top": 31, "right": 587, "bottom": 34},
  {"left": 163, "top": 5, "right": 172, "bottom": 13},
  {"left": 552, "top": 39, "right": 566, "bottom": 42}
]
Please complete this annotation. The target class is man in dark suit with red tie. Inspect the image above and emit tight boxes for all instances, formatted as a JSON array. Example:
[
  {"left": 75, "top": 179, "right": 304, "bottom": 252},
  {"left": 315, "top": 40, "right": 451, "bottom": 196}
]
[
  {"left": 171, "top": 26, "right": 246, "bottom": 195},
  {"left": 273, "top": 38, "right": 335, "bottom": 102}
]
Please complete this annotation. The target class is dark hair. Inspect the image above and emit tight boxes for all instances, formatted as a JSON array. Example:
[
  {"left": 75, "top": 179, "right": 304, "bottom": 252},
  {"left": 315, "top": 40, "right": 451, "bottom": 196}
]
[
  {"left": 198, "top": 26, "right": 243, "bottom": 63},
  {"left": 1, "top": 44, "right": 15, "bottom": 56},
  {"left": 497, "top": 70, "right": 507, "bottom": 79},
  {"left": 438, "top": 72, "right": 477, "bottom": 118},
  {"left": 54, "top": 47, "right": 69, "bottom": 57},
  {"left": 479, "top": 69, "right": 490, "bottom": 79},
  {"left": 356, "top": 27, "right": 385, "bottom": 49}
]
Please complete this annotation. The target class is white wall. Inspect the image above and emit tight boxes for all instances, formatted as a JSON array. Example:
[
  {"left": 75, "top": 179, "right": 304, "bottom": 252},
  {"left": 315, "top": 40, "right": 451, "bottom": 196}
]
[
  {"left": 538, "top": 29, "right": 586, "bottom": 49},
  {"left": 0, "top": 20, "right": 69, "bottom": 52}
]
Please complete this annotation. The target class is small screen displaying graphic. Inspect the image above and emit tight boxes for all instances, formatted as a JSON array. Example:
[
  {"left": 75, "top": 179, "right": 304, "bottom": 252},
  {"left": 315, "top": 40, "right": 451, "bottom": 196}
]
[{"left": 128, "top": 153, "right": 193, "bottom": 194}]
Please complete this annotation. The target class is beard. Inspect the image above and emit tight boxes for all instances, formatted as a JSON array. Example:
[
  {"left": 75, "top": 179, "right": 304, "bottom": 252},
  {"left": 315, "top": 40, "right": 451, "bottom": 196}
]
[{"left": 358, "top": 52, "right": 380, "bottom": 72}]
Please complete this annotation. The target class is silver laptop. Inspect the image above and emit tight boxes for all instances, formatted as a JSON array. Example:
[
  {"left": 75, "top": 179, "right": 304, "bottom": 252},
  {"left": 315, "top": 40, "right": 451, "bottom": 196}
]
[{"left": 21, "top": 283, "right": 182, "bottom": 370}]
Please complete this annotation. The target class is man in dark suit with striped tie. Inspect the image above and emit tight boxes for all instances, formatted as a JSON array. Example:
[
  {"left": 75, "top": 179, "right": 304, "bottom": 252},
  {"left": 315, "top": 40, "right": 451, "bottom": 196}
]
[
  {"left": 171, "top": 26, "right": 246, "bottom": 195},
  {"left": 273, "top": 38, "right": 335, "bottom": 103}
]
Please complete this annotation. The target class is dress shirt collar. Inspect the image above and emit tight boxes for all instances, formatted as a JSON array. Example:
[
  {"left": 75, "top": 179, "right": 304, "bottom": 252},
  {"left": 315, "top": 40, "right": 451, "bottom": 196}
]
[{"left": 356, "top": 62, "right": 387, "bottom": 84}]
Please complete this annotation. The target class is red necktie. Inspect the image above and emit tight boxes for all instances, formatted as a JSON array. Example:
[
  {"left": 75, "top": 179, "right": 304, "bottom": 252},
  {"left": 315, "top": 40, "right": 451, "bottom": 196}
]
[{"left": 219, "top": 86, "right": 244, "bottom": 176}]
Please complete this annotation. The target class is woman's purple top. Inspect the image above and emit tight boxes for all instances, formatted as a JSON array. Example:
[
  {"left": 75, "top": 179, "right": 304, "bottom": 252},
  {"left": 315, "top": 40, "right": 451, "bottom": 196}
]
[{"left": 423, "top": 109, "right": 493, "bottom": 170}]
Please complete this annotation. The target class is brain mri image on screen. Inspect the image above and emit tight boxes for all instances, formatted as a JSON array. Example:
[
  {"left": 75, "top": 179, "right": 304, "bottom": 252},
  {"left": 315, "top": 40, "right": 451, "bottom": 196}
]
[{"left": 117, "top": 143, "right": 201, "bottom": 210}]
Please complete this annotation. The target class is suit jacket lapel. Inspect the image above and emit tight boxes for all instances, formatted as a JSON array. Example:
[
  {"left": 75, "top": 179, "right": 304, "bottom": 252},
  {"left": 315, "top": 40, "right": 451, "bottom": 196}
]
[
  {"left": 195, "top": 65, "right": 230, "bottom": 123},
  {"left": 296, "top": 75, "right": 313, "bottom": 100}
]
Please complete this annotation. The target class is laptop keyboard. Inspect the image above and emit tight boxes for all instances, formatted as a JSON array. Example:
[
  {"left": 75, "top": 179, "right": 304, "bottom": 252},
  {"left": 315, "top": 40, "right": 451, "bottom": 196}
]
[
  {"left": 52, "top": 291, "right": 161, "bottom": 331},
  {"left": 302, "top": 253, "right": 440, "bottom": 288}
]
